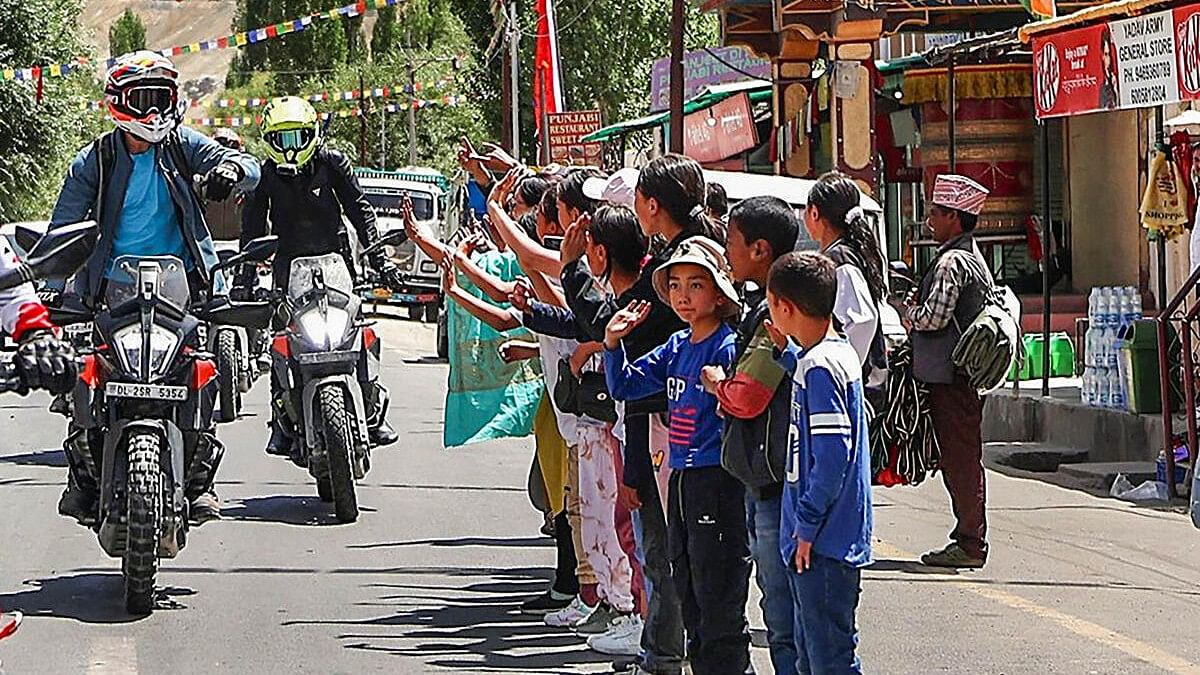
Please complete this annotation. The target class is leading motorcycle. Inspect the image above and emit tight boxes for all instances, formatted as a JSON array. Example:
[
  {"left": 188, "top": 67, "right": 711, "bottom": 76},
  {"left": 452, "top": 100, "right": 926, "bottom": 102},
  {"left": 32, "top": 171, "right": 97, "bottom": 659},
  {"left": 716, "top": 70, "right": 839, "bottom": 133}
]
[{"left": 57, "top": 235, "right": 275, "bottom": 614}]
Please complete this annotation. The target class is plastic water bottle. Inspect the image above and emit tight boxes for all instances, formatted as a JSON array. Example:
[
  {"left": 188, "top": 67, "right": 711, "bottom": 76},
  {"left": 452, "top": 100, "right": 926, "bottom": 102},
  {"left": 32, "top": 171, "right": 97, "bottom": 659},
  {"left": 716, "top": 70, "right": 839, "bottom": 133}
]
[
  {"left": 1117, "top": 288, "right": 1132, "bottom": 328},
  {"left": 1097, "top": 367, "right": 1110, "bottom": 408},
  {"left": 1082, "top": 369, "right": 1094, "bottom": 405},
  {"left": 1109, "top": 366, "right": 1126, "bottom": 410},
  {"left": 1126, "top": 286, "right": 1143, "bottom": 323},
  {"left": 1099, "top": 325, "right": 1113, "bottom": 368},
  {"left": 1103, "top": 287, "right": 1119, "bottom": 328}
]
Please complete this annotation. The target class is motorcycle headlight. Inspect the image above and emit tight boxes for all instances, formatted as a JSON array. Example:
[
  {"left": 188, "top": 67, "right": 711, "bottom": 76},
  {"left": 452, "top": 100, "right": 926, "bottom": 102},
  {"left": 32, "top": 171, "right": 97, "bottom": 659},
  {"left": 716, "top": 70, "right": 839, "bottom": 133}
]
[
  {"left": 113, "top": 324, "right": 180, "bottom": 381},
  {"left": 296, "top": 305, "right": 351, "bottom": 349}
]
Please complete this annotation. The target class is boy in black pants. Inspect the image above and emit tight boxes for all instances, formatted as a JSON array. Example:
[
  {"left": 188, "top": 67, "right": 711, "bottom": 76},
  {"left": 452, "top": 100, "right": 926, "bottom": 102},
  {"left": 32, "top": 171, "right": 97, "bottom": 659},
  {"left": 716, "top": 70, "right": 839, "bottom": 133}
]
[{"left": 603, "top": 238, "right": 752, "bottom": 675}]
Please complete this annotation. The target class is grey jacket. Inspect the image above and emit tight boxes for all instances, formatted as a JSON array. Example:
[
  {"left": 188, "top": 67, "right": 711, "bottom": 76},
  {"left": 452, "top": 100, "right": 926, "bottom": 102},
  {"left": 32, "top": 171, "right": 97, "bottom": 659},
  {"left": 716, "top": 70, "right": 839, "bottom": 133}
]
[
  {"left": 911, "top": 233, "right": 993, "bottom": 384},
  {"left": 48, "top": 126, "right": 261, "bottom": 306}
]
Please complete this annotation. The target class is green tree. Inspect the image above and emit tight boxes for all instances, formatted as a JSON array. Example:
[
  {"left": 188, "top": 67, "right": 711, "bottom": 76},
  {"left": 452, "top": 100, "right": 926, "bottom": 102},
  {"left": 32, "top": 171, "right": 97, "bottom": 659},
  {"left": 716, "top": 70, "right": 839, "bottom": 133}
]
[
  {"left": 218, "top": 0, "right": 487, "bottom": 173},
  {"left": 451, "top": 0, "right": 719, "bottom": 161},
  {"left": 108, "top": 8, "right": 147, "bottom": 58},
  {"left": 0, "top": 0, "right": 101, "bottom": 221}
]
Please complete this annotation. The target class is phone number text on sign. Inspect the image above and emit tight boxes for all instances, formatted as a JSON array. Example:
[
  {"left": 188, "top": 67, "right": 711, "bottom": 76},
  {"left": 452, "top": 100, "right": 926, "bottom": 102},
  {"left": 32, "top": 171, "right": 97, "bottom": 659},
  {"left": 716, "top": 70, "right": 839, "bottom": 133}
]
[{"left": 1114, "top": 11, "right": 1180, "bottom": 106}]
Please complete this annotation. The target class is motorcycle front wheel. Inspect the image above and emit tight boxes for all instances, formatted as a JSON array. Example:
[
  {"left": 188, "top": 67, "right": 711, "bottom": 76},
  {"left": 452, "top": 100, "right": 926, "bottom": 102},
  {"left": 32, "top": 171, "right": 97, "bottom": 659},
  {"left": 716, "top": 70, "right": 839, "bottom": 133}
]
[
  {"left": 123, "top": 432, "right": 162, "bottom": 614},
  {"left": 215, "top": 331, "right": 241, "bottom": 423},
  {"left": 318, "top": 384, "right": 358, "bottom": 523}
]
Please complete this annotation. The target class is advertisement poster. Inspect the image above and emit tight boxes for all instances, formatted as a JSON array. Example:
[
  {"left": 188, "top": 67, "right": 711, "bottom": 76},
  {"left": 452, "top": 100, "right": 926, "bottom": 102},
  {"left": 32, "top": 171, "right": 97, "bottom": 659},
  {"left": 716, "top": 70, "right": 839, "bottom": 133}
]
[
  {"left": 1111, "top": 10, "right": 1178, "bottom": 107},
  {"left": 649, "top": 47, "right": 770, "bottom": 112},
  {"left": 547, "top": 110, "right": 602, "bottom": 165},
  {"left": 1032, "top": 2, "right": 1200, "bottom": 118}
]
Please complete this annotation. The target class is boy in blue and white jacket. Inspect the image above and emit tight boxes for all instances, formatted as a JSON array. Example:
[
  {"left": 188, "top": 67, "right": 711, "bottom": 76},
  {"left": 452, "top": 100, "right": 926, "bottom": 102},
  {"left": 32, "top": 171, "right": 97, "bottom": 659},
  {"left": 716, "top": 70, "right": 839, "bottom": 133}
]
[{"left": 766, "top": 251, "right": 873, "bottom": 674}]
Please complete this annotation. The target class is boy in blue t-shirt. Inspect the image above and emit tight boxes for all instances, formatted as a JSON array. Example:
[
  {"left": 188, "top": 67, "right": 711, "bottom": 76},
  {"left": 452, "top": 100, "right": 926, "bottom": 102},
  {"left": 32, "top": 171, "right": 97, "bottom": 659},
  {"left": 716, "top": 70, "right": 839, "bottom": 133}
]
[
  {"left": 766, "top": 251, "right": 873, "bottom": 674},
  {"left": 603, "top": 236, "right": 752, "bottom": 675}
]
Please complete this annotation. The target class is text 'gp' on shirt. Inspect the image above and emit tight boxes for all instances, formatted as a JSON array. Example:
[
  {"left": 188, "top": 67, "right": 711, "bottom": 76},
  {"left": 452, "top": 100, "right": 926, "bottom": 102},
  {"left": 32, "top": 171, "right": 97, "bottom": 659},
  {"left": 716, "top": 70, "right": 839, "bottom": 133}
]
[{"left": 605, "top": 324, "right": 737, "bottom": 471}]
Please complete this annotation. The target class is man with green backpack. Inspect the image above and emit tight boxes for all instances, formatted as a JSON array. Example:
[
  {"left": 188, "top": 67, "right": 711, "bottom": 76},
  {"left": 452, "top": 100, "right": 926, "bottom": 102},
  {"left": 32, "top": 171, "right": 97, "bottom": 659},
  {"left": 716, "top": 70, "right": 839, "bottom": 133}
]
[{"left": 906, "top": 174, "right": 995, "bottom": 570}]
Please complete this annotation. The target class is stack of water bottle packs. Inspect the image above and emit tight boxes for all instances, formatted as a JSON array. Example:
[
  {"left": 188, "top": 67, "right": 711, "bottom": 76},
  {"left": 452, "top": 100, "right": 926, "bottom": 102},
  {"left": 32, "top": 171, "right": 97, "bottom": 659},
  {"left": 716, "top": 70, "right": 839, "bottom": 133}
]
[{"left": 1083, "top": 286, "right": 1143, "bottom": 409}]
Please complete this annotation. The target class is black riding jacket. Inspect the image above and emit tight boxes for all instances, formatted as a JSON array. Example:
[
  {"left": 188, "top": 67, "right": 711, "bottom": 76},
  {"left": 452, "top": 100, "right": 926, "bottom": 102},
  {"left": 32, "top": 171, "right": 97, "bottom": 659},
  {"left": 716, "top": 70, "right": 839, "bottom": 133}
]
[{"left": 241, "top": 148, "right": 381, "bottom": 287}]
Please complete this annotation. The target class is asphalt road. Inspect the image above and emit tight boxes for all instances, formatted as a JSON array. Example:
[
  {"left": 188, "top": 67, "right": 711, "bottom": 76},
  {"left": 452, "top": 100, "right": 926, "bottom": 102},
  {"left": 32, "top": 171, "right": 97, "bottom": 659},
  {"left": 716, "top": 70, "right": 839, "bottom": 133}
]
[{"left": 1, "top": 318, "right": 1199, "bottom": 674}]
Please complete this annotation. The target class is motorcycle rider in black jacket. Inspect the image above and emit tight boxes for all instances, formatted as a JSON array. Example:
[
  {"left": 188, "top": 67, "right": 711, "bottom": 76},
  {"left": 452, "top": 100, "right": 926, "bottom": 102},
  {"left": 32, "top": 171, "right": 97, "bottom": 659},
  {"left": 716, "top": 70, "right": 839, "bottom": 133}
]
[{"left": 235, "top": 96, "right": 401, "bottom": 458}]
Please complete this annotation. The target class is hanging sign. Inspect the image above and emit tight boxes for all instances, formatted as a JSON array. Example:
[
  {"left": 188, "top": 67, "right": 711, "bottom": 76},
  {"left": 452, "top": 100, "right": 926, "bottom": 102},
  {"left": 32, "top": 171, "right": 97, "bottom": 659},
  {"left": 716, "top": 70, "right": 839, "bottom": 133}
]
[
  {"left": 682, "top": 93, "right": 757, "bottom": 164},
  {"left": 547, "top": 110, "right": 602, "bottom": 166},
  {"left": 1032, "top": 2, "right": 1200, "bottom": 118}
]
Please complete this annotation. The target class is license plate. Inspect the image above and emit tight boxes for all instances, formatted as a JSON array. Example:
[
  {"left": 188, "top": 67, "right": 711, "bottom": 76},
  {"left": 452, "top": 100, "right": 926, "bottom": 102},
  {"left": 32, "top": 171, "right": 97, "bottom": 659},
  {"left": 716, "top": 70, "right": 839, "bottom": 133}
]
[
  {"left": 65, "top": 322, "right": 92, "bottom": 336},
  {"left": 105, "top": 382, "right": 188, "bottom": 401}
]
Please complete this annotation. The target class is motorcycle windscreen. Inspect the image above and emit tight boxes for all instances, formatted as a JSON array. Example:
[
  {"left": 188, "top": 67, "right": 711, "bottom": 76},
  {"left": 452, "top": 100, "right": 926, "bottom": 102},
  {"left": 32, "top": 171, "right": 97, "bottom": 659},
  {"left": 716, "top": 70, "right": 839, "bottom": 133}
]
[
  {"left": 106, "top": 256, "right": 191, "bottom": 312},
  {"left": 287, "top": 253, "right": 353, "bottom": 302}
]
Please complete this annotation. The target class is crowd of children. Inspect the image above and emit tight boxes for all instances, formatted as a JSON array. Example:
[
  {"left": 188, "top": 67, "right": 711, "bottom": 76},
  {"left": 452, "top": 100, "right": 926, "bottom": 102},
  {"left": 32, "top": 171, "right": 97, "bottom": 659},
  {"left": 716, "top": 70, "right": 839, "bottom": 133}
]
[{"left": 418, "top": 142, "right": 886, "bottom": 675}]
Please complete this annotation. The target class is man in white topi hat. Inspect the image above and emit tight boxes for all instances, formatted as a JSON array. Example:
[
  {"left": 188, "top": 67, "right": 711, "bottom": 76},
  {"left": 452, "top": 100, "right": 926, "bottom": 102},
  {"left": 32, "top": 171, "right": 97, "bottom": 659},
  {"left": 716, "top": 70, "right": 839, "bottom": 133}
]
[{"left": 906, "top": 174, "right": 996, "bottom": 570}]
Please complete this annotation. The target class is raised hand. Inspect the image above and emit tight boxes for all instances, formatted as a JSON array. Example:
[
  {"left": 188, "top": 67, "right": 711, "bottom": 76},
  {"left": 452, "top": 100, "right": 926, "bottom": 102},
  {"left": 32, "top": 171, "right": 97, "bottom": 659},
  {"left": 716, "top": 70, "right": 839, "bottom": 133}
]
[
  {"left": 604, "top": 300, "right": 652, "bottom": 349},
  {"left": 763, "top": 319, "right": 788, "bottom": 350},
  {"left": 560, "top": 214, "right": 591, "bottom": 263},
  {"left": 509, "top": 277, "right": 533, "bottom": 313}
]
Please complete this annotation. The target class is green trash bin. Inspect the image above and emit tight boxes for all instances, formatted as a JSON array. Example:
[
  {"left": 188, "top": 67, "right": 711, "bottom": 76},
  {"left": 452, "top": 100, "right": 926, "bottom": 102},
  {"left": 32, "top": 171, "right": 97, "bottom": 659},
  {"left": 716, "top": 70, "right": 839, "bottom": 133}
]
[
  {"left": 1118, "top": 319, "right": 1164, "bottom": 414},
  {"left": 1025, "top": 334, "right": 1045, "bottom": 381},
  {"left": 1050, "top": 332, "right": 1076, "bottom": 377}
]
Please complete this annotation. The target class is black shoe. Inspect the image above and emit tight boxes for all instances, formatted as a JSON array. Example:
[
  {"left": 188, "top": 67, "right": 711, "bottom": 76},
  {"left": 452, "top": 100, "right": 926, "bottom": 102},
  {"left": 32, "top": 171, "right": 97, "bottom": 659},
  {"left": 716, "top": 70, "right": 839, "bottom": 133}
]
[
  {"left": 58, "top": 483, "right": 98, "bottom": 525},
  {"left": 266, "top": 424, "right": 294, "bottom": 457},
  {"left": 369, "top": 419, "right": 398, "bottom": 447},
  {"left": 520, "top": 590, "right": 573, "bottom": 615},
  {"left": 189, "top": 491, "right": 222, "bottom": 526}
]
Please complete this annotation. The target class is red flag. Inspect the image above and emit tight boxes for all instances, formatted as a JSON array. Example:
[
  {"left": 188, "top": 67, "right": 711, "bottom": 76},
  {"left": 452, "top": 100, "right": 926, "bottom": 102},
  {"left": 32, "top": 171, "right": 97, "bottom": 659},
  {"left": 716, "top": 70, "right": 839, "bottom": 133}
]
[{"left": 533, "top": 0, "right": 564, "bottom": 139}]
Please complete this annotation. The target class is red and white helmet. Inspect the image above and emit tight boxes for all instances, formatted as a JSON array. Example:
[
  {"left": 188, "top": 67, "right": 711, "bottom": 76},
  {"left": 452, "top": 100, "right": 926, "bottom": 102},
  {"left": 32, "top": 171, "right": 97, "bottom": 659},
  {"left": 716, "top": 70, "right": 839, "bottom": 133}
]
[{"left": 104, "top": 50, "right": 183, "bottom": 144}]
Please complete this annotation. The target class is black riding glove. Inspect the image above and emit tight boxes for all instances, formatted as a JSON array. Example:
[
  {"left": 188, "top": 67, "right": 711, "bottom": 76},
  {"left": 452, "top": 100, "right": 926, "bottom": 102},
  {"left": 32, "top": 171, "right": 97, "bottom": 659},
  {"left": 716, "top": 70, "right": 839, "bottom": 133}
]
[
  {"left": 203, "top": 161, "right": 243, "bottom": 202},
  {"left": 14, "top": 329, "right": 76, "bottom": 395},
  {"left": 229, "top": 265, "right": 257, "bottom": 302},
  {"left": 367, "top": 250, "right": 404, "bottom": 290}
]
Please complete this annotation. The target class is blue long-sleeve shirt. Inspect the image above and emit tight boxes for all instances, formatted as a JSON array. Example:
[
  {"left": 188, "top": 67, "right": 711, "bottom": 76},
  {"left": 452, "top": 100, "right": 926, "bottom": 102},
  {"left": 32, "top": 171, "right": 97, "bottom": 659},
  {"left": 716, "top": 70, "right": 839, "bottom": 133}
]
[
  {"left": 780, "top": 335, "right": 873, "bottom": 569},
  {"left": 605, "top": 324, "right": 737, "bottom": 470}
]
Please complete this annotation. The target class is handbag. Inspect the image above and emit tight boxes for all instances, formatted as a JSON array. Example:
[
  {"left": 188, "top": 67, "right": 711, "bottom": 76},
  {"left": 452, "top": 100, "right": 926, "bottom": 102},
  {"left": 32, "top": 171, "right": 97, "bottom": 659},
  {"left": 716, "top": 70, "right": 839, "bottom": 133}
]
[{"left": 553, "top": 357, "right": 618, "bottom": 423}]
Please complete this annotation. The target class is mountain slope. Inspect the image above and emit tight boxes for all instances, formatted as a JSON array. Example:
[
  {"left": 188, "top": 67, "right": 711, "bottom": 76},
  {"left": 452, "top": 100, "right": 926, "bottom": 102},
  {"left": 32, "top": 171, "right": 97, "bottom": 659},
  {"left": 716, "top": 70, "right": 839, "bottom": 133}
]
[{"left": 82, "top": 0, "right": 237, "bottom": 94}]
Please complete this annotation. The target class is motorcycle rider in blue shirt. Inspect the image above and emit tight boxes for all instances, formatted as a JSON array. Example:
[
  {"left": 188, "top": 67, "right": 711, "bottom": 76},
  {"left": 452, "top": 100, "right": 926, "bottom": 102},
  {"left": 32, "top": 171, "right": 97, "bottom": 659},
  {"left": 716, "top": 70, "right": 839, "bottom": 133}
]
[{"left": 45, "top": 51, "right": 261, "bottom": 525}]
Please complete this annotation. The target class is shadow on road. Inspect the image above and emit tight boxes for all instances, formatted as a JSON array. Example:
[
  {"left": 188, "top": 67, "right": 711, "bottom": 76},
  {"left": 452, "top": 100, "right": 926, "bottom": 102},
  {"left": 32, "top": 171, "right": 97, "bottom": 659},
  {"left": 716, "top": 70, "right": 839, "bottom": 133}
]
[
  {"left": 222, "top": 495, "right": 343, "bottom": 527},
  {"left": 285, "top": 567, "right": 611, "bottom": 672},
  {"left": 348, "top": 536, "right": 553, "bottom": 550},
  {"left": 0, "top": 449, "right": 67, "bottom": 468},
  {"left": 0, "top": 574, "right": 195, "bottom": 624}
]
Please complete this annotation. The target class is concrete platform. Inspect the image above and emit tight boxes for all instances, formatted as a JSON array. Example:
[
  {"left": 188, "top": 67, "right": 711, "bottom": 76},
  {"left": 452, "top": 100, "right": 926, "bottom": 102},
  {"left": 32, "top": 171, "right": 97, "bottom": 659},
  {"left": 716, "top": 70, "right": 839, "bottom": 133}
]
[{"left": 983, "top": 378, "right": 1165, "bottom": 464}]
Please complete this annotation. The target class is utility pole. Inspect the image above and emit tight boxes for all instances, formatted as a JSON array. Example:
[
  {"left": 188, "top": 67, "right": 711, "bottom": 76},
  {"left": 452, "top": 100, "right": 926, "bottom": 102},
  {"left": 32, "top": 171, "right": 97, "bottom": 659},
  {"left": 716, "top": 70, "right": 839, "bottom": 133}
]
[
  {"left": 358, "top": 72, "right": 368, "bottom": 166},
  {"left": 509, "top": 0, "right": 521, "bottom": 160},
  {"left": 669, "top": 0, "right": 685, "bottom": 154},
  {"left": 406, "top": 29, "right": 418, "bottom": 167}
]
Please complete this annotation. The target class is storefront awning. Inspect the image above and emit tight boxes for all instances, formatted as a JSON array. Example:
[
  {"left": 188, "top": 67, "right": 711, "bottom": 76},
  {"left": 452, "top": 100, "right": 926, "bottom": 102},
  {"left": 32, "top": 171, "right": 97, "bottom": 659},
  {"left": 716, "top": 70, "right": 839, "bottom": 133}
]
[
  {"left": 1018, "top": 0, "right": 1176, "bottom": 40},
  {"left": 581, "top": 79, "right": 772, "bottom": 143}
]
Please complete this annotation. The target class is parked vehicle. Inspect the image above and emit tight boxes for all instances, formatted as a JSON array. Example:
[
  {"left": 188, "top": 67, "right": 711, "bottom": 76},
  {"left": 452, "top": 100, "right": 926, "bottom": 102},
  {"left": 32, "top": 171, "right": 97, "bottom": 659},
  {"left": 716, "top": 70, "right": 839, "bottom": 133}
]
[{"left": 354, "top": 167, "right": 447, "bottom": 324}]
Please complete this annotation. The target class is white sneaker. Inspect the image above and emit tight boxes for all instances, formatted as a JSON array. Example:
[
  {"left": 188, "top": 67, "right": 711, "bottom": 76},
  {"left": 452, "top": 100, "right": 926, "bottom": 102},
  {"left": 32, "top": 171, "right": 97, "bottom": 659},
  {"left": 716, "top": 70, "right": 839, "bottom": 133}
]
[
  {"left": 586, "top": 613, "right": 644, "bottom": 656},
  {"left": 544, "top": 596, "right": 595, "bottom": 628}
]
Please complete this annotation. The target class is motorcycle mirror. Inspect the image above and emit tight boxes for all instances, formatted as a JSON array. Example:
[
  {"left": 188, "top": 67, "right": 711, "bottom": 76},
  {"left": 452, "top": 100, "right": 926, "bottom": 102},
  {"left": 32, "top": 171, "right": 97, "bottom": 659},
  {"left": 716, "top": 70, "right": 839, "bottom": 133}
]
[
  {"left": 10, "top": 221, "right": 49, "bottom": 252},
  {"left": 242, "top": 235, "right": 280, "bottom": 263},
  {"left": 363, "top": 230, "right": 407, "bottom": 257},
  {"left": 0, "top": 221, "right": 98, "bottom": 292},
  {"left": 212, "top": 235, "right": 280, "bottom": 275}
]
